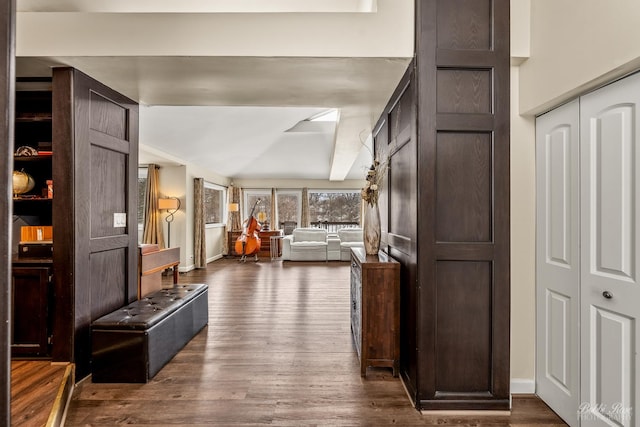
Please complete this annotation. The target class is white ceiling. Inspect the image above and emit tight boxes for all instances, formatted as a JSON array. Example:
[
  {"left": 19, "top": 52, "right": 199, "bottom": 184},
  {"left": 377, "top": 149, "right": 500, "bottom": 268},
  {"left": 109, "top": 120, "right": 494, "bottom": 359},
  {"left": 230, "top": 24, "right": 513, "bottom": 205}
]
[{"left": 15, "top": 0, "right": 413, "bottom": 181}]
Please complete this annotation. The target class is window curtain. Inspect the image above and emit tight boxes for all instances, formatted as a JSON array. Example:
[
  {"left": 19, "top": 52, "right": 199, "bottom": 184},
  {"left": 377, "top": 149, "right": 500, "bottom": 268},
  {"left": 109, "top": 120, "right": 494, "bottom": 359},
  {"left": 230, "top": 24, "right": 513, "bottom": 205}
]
[
  {"left": 223, "top": 185, "right": 232, "bottom": 256},
  {"left": 223, "top": 183, "right": 242, "bottom": 255},
  {"left": 231, "top": 185, "right": 242, "bottom": 231},
  {"left": 142, "top": 164, "right": 165, "bottom": 248},
  {"left": 194, "top": 178, "right": 207, "bottom": 268},
  {"left": 239, "top": 187, "right": 245, "bottom": 225},
  {"left": 271, "top": 188, "right": 277, "bottom": 230},
  {"left": 301, "top": 187, "right": 310, "bottom": 228}
]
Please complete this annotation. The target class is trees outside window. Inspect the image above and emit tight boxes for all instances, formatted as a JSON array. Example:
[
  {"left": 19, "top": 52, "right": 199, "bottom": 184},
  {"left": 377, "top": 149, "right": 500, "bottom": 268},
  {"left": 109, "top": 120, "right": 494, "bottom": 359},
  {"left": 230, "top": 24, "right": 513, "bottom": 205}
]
[
  {"left": 308, "top": 191, "right": 360, "bottom": 226},
  {"left": 204, "top": 182, "right": 225, "bottom": 225},
  {"left": 244, "top": 190, "right": 271, "bottom": 225},
  {"left": 277, "top": 191, "right": 300, "bottom": 228}
]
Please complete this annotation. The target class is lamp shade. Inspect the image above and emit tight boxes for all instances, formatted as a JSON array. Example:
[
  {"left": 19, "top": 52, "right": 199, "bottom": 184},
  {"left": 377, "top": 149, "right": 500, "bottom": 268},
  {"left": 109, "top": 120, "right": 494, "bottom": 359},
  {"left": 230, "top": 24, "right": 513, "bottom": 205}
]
[
  {"left": 228, "top": 203, "right": 239, "bottom": 212},
  {"left": 257, "top": 211, "right": 267, "bottom": 222},
  {"left": 158, "top": 197, "right": 180, "bottom": 211}
]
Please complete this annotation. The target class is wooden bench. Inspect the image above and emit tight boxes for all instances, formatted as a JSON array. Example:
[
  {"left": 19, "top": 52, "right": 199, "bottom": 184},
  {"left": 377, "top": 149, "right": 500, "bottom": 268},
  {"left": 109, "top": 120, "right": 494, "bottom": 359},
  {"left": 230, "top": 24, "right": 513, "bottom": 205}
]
[{"left": 90, "top": 283, "right": 208, "bottom": 383}]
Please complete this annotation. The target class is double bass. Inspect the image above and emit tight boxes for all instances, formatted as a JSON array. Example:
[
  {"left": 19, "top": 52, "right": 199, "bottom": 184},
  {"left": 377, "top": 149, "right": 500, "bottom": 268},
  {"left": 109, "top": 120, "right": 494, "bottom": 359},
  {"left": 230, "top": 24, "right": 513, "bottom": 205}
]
[{"left": 235, "top": 199, "right": 262, "bottom": 262}]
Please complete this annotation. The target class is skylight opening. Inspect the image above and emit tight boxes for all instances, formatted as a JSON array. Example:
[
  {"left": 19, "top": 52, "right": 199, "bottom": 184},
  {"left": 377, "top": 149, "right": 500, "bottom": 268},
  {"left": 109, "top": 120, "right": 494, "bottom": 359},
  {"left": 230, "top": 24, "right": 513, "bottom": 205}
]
[{"left": 309, "top": 109, "right": 339, "bottom": 122}]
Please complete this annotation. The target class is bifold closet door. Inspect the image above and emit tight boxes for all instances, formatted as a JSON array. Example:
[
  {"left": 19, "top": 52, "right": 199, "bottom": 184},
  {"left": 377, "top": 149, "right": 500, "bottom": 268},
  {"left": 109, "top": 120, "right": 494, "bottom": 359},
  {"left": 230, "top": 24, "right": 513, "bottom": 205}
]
[
  {"left": 535, "top": 99, "right": 581, "bottom": 427},
  {"left": 580, "top": 72, "right": 640, "bottom": 427}
]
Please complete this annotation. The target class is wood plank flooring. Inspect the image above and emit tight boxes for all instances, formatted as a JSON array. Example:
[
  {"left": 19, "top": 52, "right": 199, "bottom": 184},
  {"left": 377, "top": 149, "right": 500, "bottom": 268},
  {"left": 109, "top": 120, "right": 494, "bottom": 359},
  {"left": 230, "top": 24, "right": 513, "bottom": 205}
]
[
  {"left": 64, "top": 258, "right": 567, "bottom": 426},
  {"left": 11, "top": 360, "right": 68, "bottom": 426}
]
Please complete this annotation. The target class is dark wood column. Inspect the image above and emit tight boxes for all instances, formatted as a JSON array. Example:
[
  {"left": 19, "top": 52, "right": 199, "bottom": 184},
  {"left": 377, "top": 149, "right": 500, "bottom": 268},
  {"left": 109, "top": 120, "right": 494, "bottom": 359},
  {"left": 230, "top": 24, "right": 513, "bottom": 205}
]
[
  {"left": 376, "top": 0, "right": 510, "bottom": 410},
  {"left": 0, "top": 0, "right": 15, "bottom": 423},
  {"left": 416, "top": 0, "right": 510, "bottom": 410}
]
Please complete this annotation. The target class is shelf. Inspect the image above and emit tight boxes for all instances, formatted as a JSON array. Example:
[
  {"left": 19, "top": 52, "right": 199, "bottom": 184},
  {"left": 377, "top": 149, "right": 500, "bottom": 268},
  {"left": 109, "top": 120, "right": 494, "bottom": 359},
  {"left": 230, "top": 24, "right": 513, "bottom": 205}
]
[
  {"left": 14, "top": 154, "right": 52, "bottom": 161},
  {"left": 15, "top": 115, "right": 52, "bottom": 123},
  {"left": 13, "top": 197, "right": 53, "bottom": 202}
]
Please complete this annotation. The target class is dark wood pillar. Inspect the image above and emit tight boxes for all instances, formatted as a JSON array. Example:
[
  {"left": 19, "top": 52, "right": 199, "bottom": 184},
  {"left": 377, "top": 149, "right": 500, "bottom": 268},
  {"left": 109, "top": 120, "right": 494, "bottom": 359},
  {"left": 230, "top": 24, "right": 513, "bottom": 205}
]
[
  {"left": 376, "top": 0, "right": 510, "bottom": 410},
  {"left": 415, "top": 0, "right": 511, "bottom": 410},
  {"left": 0, "top": 0, "right": 15, "bottom": 423}
]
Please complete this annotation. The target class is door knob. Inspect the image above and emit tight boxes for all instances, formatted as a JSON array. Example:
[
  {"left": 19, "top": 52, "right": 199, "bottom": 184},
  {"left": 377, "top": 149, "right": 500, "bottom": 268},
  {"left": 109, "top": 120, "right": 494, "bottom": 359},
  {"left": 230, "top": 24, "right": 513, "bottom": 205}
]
[{"left": 602, "top": 290, "right": 613, "bottom": 299}]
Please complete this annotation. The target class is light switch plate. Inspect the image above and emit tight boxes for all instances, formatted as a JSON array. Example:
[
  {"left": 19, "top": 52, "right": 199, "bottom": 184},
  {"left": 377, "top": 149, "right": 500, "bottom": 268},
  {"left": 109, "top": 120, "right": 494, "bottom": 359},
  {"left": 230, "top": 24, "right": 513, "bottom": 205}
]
[{"left": 113, "top": 213, "right": 127, "bottom": 228}]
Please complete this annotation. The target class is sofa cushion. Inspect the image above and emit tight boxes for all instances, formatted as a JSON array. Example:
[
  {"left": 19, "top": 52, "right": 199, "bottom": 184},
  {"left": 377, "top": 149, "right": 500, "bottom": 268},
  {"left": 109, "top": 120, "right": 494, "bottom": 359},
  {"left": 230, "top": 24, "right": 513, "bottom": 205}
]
[
  {"left": 338, "top": 228, "right": 363, "bottom": 243},
  {"left": 291, "top": 241, "right": 328, "bottom": 248},
  {"left": 340, "top": 241, "right": 363, "bottom": 249},
  {"left": 292, "top": 228, "right": 327, "bottom": 243}
]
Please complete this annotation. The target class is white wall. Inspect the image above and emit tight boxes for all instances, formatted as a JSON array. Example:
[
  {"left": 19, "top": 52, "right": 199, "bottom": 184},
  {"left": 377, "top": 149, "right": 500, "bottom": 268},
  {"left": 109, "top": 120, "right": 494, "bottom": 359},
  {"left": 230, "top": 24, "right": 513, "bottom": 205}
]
[
  {"left": 519, "top": 0, "right": 640, "bottom": 115},
  {"left": 510, "top": 65, "right": 536, "bottom": 391},
  {"left": 17, "top": 0, "right": 413, "bottom": 58}
]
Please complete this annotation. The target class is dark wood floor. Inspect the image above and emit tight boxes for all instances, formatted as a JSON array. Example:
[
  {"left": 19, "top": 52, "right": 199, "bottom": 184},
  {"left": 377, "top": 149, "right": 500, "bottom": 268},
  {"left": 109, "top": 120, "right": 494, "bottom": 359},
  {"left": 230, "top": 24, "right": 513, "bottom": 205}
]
[
  {"left": 64, "top": 258, "right": 567, "bottom": 426},
  {"left": 11, "top": 360, "right": 68, "bottom": 426}
]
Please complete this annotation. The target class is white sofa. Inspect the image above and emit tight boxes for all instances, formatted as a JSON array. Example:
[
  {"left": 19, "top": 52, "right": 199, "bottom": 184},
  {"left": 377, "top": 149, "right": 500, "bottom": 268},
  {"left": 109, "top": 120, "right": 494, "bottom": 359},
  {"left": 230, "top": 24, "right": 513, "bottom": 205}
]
[
  {"left": 282, "top": 228, "right": 329, "bottom": 261},
  {"left": 338, "top": 228, "right": 364, "bottom": 261}
]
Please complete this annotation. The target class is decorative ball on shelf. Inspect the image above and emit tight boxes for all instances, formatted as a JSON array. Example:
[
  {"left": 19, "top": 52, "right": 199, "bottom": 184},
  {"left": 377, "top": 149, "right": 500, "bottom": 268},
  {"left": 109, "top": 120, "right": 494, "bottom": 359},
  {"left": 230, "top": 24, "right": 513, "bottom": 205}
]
[
  {"left": 14, "top": 146, "right": 38, "bottom": 157},
  {"left": 12, "top": 170, "right": 35, "bottom": 196}
]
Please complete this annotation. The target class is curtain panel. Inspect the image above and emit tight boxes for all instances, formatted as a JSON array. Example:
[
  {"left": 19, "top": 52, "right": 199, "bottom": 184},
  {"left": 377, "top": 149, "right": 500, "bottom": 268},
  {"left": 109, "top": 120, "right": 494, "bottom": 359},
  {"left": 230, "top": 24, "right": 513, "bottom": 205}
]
[
  {"left": 271, "top": 188, "right": 277, "bottom": 230},
  {"left": 301, "top": 187, "right": 310, "bottom": 228},
  {"left": 142, "top": 164, "right": 165, "bottom": 248},
  {"left": 194, "top": 178, "right": 207, "bottom": 268}
]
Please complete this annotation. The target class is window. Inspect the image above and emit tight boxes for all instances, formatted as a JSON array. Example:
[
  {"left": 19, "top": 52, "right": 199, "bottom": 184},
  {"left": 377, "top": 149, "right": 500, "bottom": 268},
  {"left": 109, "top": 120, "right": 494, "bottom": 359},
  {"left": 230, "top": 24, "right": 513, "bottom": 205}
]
[
  {"left": 276, "top": 191, "right": 300, "bottom": 228},
  {"left": 204, "top": 182, "right": 225, "bottom": 225},
  {"left": 244, "top": 190, "right": 272, "bottom": 226},
  {"left": 308, "top": 190, "right": 361, "bottom": 227}
]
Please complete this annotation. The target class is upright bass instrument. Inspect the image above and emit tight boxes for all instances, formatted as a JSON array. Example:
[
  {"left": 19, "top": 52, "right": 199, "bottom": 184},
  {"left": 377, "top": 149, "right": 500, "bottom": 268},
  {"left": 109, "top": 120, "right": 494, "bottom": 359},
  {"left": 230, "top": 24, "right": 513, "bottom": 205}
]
[{"left": 235, "top": 199, "right": 262, "bottom": 262}]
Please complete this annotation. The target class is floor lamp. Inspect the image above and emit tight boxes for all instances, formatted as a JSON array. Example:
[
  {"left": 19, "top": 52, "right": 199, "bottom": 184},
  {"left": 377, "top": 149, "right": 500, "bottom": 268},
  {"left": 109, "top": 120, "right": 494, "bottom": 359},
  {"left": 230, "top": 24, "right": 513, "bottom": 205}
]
[
  {"left": 158, "top": 197, "right": 181, "bottom": 248},
  {"left": 228, "top": 202, "right": 240, "bottom": 231}
]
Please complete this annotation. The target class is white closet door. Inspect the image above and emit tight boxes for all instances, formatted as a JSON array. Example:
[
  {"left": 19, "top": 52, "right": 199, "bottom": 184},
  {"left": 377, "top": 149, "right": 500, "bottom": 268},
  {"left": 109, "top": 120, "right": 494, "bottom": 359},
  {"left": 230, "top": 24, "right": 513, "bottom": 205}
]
[
  {"left": 536, "top": 99, "right": 581, "bottom": 426},
  {"left": 580, "top": 72, "right": 640, "bottom": 427}
]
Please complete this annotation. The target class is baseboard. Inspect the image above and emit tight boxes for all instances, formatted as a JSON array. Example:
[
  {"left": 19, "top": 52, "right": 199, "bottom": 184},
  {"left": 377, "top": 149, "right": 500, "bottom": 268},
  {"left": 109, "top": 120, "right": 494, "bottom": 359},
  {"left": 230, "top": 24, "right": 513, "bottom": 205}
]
[
  {"left": 178, "top": 264, "right": 195, "bottom": 273},
  {"left": 207, "top": 254, "right": 223, "bottom": 263},
  {"left": 510, "top": 378, "right": 535, "bottom": 394}
]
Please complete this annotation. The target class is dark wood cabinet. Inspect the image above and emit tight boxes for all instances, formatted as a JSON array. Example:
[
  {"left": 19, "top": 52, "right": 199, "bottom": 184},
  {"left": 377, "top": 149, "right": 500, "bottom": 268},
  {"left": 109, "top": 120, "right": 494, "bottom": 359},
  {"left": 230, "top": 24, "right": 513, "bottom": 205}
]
[
  {"left": 350, "top": 247, "right": 400, "bottom": 377},
  {"left": 11, "top": 262, "right": 52, "bottom": 357},
  {"left": 9, "top": 70, "right": 139, "bottom": 379},
  {"left": 11, "top": 83, "right": 54, "bottom": 359}
]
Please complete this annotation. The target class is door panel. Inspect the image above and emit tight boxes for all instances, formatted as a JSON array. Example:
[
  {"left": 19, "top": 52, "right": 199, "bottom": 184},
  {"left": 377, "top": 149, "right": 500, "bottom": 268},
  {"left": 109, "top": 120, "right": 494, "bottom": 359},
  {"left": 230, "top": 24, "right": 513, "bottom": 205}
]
[
  {"left": 580, "top": 73, "right": 640, "bottom": 427},
  {"left": 536, "top": 99, "right": 580, "bottom": 426}
]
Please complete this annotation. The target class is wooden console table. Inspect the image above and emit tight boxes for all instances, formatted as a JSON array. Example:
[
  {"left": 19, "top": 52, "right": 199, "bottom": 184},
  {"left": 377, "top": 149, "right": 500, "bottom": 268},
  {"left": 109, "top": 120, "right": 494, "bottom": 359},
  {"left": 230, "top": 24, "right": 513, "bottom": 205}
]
[
  {"left": 228, "top": 229, "right": 283, "bottom": 259},
  {"left": 138, "top": 245, "right": 180, "bottom": 299}
]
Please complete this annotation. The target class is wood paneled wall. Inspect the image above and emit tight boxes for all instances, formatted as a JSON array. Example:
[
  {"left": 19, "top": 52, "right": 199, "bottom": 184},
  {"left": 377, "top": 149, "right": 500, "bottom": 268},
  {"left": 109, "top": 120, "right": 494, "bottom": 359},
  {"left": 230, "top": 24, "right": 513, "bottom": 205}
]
[
  {"left": 376, "top": 0, "right": 510, "bottom": 410},
  {"left": 0, "top": 1, "right": 15, "bottom": 423}
]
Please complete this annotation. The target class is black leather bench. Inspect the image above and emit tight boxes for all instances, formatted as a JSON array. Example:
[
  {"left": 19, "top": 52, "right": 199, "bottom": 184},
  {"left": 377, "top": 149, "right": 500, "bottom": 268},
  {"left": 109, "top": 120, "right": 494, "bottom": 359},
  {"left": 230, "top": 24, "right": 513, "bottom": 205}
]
[{"left": 91, "top": 283, "right": 208, "bottom": 383}]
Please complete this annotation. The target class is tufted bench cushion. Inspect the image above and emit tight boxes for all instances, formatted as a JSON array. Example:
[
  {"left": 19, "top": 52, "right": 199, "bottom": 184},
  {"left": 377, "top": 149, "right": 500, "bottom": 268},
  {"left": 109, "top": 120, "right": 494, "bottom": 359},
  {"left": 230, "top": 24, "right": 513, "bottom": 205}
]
[{"left": 91, "top": 283, "right": 208, "bottom": 383}]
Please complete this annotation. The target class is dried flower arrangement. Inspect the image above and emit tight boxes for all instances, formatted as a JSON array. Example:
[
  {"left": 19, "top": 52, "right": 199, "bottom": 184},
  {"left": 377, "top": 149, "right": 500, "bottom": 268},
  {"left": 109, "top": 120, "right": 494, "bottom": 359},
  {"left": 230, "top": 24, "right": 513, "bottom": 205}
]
[{"left": 360, "top": 147, "right": 390, "bottom": 206}]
